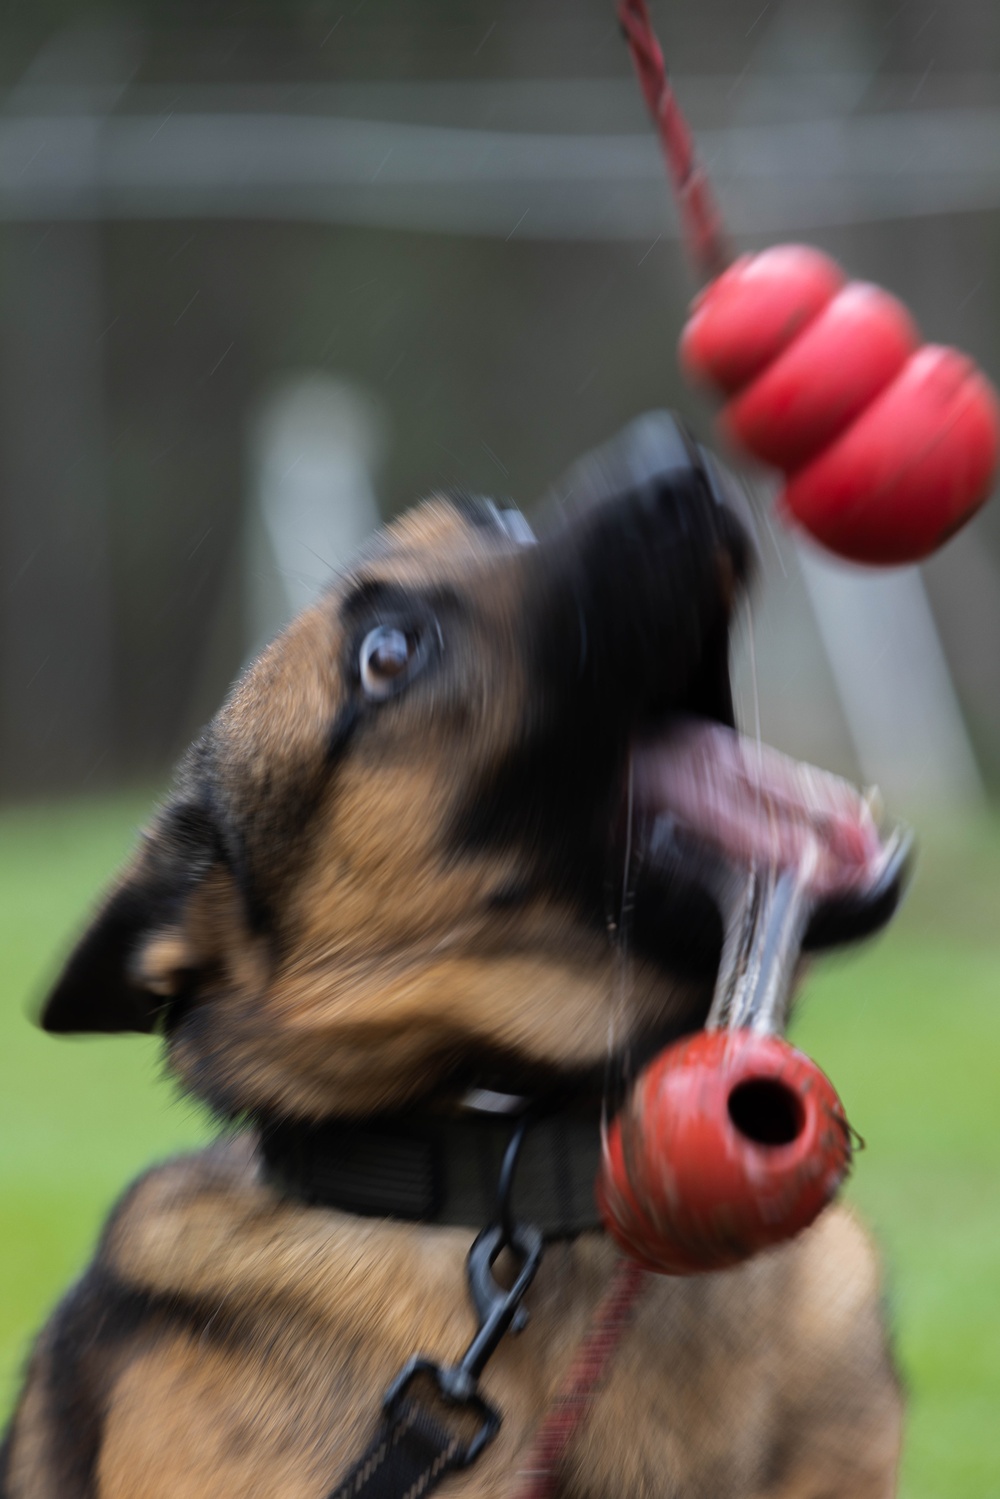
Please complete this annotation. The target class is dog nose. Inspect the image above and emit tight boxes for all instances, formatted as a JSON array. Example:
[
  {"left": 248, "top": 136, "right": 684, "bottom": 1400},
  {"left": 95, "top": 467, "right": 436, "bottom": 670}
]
[
  {"left": 536, "top": 412, "right": 753, "bottom": 724},
  {"left": 552, "top": 410, "right": 756, "bottom": 546}
]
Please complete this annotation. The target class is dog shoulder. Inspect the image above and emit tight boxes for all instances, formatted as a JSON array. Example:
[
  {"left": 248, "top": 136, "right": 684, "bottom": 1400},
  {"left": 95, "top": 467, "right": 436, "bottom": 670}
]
[
  {"left": 1, "top": 1141, "right": 254, "bottom": 1499},
  {"left": 762, "top": 1205, "right": 904, "bottom": 1494}
]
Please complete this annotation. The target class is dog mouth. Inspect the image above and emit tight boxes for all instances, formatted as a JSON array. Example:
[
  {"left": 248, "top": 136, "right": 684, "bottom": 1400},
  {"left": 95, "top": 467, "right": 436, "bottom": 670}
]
[
  {"left": 460, "top": 724, "right": 904, "bottom": 1110},
  {"left": 622, "top": 711, "right": 909, "bottom": 994},
  {"left": 631, "top": 718, "right": 888, "bottom": 902}
]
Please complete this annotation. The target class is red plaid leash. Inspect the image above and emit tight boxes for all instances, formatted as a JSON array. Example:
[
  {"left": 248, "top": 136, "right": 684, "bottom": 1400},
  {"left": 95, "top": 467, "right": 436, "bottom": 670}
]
[{"left": 512, "top": 1258, "right": 649, "bottom": 1499}]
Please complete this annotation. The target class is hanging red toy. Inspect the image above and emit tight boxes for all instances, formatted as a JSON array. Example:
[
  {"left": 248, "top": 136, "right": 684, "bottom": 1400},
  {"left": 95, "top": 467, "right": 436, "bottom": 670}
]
[{"left": 619, "top": 0, "right": 1000, "bottom": 566}]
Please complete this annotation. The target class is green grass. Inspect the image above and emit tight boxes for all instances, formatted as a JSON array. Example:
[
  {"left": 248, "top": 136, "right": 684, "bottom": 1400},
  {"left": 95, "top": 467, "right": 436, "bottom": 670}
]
[
  {"left": 0, "top": 794, "right": 210, "bottom": 1418},
  {"left": 794, "top": 816, "right": 1000, "bottom": 1499},
  {"left": 1, "top": 795, "right": 999, "bottom": 1494}
]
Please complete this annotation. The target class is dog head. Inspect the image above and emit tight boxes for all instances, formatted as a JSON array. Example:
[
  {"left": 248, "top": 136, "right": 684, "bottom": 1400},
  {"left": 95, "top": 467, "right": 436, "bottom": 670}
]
[{"left": 41, "top": 414, "right": 884, "bottom": 1123}]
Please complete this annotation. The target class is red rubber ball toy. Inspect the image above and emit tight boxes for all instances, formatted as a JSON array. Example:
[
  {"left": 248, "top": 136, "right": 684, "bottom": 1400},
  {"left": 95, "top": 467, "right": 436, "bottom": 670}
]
[
  {"left": 783, "top": 344, "right": 1000, "bottom": 565},
  {"left": 721, "top": 282, "right": 918, "bottom": 473},
  {"left": 680, "top": 245, "right": 846, "bottom": 395},
  {"left": 680, "top": 244, "right": 1000, "bottom": 566},
  {"left": 596, "top": 1030, "right": 853, "bottom": 1275}
]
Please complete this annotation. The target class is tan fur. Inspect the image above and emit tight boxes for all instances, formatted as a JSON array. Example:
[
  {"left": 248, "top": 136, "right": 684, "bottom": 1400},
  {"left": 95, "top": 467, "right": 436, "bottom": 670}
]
[
  {"left": 80, "top": 1142, "right": 899, "bottom": 1499},
  {"left": 156, "top": 501, "right": 690, "bottom": 1120},
  {"left": 4, "top": 493, "right": 903, "bottom": 1497}
]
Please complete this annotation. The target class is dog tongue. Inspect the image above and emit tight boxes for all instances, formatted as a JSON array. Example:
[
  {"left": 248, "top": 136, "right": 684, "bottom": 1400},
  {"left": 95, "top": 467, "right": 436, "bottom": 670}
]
[{"left": 632, "top": 720, "right": 886, "bottom": 900}]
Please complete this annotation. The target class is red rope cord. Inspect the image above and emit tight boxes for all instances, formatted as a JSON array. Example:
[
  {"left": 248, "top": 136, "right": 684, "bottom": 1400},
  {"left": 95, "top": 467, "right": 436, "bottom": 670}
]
[
  {"left": 617, "top": 0, "right": 732, "bottom": 282},
  {"left": 512, "top": 1258, "right": 648, "bottom": 1499},
  {"left": 509, "top": 21, "right": 728, "bottom": 1495}
]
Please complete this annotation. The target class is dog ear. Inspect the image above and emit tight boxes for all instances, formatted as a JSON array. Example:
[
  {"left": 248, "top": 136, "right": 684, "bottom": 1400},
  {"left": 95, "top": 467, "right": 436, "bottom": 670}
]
[{"left": 41, "top": 798, "right": 227, "bottom": 1036}]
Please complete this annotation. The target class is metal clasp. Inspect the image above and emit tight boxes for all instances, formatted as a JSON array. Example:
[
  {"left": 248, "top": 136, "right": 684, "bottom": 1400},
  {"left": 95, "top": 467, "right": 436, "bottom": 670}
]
[{"left": 382, "top": 1120, "right": 544, "bottom": 1468}]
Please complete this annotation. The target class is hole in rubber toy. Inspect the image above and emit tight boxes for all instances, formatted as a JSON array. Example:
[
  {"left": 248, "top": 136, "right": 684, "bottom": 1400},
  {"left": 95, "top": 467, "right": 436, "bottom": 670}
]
[{"left": 727, "top": 1078, "right": 803, "bottom": 1147}]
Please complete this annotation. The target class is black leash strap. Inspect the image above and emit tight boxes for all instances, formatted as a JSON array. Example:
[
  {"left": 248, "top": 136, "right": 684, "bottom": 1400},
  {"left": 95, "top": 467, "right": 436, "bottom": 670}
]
[
  {"left": 327, "top": 1399, "right": 464, "bottom": 1499},
  {"left": 324, "top": 1125, "right": 545, "bottom": 1499}
]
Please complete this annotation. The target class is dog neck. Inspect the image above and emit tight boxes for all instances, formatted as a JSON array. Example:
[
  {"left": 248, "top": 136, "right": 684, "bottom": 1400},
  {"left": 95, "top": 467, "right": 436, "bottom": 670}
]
[{"left": 259, "top": 1099, "right": 605, "bottom": 1240}]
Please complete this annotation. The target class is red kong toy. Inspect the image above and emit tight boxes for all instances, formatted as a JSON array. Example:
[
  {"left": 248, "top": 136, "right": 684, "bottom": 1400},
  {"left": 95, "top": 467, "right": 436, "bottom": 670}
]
[
  {"left": 618, "top": 0, "right": 1000, "bottom": 565},
  {"left": 596, "top": 1030, "right": 851, "bottom": 1275},
  {"left": 680, "top": 247, "right": 1000, "bottom": 566},
  {"left": 596, "top": 790, "right": 911, "bottom": 1276}
]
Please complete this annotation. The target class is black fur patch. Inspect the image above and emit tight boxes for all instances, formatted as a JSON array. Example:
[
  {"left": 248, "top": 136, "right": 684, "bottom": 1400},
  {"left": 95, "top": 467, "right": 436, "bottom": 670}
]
[
  {"left": 3, "top": 1265, "right": 247, "bottom": 1499},
  {"left": 42, "top": 793, "right": 222, "bottom": 1036}
]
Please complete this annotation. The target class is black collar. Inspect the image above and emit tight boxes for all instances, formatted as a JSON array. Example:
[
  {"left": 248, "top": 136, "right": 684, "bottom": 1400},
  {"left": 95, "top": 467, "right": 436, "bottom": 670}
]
[{"left": 259, "top": 1099, "right": 605, "bottom": 1240}]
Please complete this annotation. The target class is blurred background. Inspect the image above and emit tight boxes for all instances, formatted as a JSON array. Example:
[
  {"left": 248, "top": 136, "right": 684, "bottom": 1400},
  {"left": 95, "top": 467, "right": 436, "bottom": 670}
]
[{"left": 1, "top": 1, "right": 999, "bottom": 1494}]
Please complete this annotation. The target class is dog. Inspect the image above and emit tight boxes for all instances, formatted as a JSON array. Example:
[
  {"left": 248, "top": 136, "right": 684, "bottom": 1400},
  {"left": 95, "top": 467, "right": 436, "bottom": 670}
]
[{"left": 1, "top": 414, "right": 902, "bottom": 1499}]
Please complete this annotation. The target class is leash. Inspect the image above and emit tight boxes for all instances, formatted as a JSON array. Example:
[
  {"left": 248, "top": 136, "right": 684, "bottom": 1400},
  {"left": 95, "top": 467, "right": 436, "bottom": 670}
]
[
  {"left": 512, "top": 1256, "right": 648, "bottom": 1499},
  {"left": 324, "top": 1123, "right": 542, "bottom": 1499},
  {"left": 322, "top": 1118, "right": 646, "bottom": 1499},
  {"left": 328, "top": 1219, "right": 544, "bottom": 1499}
]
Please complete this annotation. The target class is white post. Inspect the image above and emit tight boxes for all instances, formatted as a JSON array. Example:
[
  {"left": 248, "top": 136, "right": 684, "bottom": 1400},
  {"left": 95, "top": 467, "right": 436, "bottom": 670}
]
[
  {"left": 797, "top": 541, "right": 983, "bottom": 810},
  {"left": 245, "top": 374, "right": 386, "bottom": 657}
]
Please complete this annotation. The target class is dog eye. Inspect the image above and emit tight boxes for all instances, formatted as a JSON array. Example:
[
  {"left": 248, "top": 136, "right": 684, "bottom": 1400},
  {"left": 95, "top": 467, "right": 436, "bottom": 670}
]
[{"left": 359, "top": 626, "right": 422, "bottom": 699}]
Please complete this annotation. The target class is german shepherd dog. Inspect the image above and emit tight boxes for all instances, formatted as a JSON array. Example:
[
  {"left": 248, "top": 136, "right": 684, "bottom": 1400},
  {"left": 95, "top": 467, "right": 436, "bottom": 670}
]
[{"left": 2, "top": 415, "right": 901, "bottom": 1499}]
